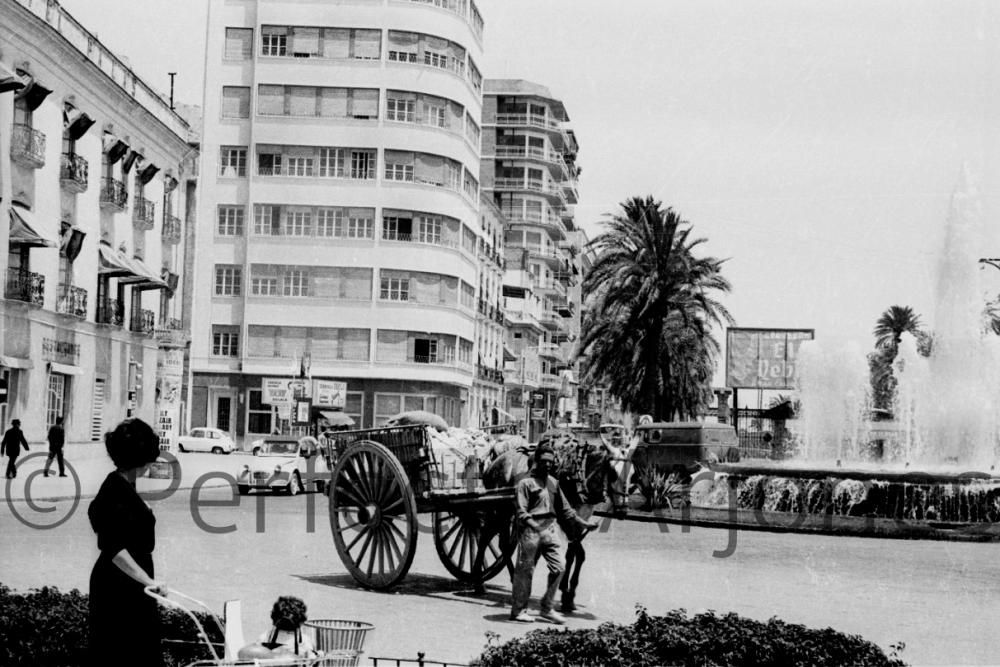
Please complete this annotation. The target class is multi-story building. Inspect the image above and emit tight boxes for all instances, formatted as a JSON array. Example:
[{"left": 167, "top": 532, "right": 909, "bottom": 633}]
[
  {"left": 0, "top": 0, "right": 194, "bottom": 448},
  {"left": 193, "top": 0, "right": 487, "bottom": 440},
  {"left": 480, "top": 79, "right": 582, "bottom": 438},
  {"left": 469, "top": 193, "right": 506, "bottom": 427}
]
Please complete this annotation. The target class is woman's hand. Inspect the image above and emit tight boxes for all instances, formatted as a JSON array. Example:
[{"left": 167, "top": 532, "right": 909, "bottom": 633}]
[{"left": 146, "top": 580, "right": 167, "bottom": 596}]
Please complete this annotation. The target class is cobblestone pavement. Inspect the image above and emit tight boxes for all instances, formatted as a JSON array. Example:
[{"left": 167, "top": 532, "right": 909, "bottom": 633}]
[{"left": 2, "top": 477, "right": 999, "bottom": 665}]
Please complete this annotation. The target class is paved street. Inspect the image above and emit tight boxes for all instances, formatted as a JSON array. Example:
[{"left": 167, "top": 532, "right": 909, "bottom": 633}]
[{"left": 4, "top": 465, "right": 1000, "bottom": 666}]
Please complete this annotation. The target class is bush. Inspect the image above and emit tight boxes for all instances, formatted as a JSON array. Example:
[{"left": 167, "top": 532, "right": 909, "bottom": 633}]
[
  {"left": 473, "top": 606, "right": 907, "bottom": 667},
  {"left": 0, "top": 583, "right": 224, "bottom": 667}
]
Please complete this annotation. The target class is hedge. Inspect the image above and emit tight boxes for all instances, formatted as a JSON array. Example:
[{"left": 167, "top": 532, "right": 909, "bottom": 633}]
[
  {"left": 474, "top": 606, "right": 907, "bottom": 667},
  {"left": 0, "top": 583, "right": 224, "bottom": 667}
]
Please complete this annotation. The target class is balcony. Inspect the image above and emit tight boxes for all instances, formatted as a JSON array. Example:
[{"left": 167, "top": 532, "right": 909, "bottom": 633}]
[
  {"left": 476, "top": 363, "right": 505, "bottom": 385},
  {"left": 130, "top": 309, "right": 155, "bottom": 335},
  {"left": 10, "top": 124, "right": 45, "bottom": 168},
  {"left": 133, "top": 197, "right": 155, "bottom": 231},
  {"left": 60, "top": 153, "right": 89, "bottom": 193},
  {"left": 539, "top": 310, "right": 561, "bottom": 330},
  {"left": 96, "top": 298, "right": 124, "bottom": 327},
  {"left": 100, "top": 178, "right": 128, "bottom": 211},
  {"left": 162, "top": 214, "right": 182, "bottom": 244},
  {"left": 494, "top": 178, "right": 565, "bottom": 204},
  {"left": 495, "top": 113, "right": 562, "bottom": 132},
  {"left": 381, "top": 230, "right": 459, "bottom": 250},
  {"left": 5, "top": 268, "right": 44, "bottom": 306},
  {"left": 56, "top": 284, "right": 87, "bottom": 318}
]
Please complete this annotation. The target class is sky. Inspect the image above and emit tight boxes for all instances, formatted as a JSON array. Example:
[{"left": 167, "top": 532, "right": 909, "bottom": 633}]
[{"left": 57, "top": 0, "right": 1000, "bottom": 392}]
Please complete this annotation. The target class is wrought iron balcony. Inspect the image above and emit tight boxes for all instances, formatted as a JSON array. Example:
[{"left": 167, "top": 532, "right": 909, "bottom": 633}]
[
  {"left": 130, "top": 309, "right": 155, "bottom": 335},
  {"left": 100, "top": 178, "right": 128, "bottom": 211},
  {"left": 96, "top": 298, "right": 124, "bottom": 327},
  {"left": 60, "top": 153, "right": 89, "bottom": 193},
  {"left": 56, "top": 284, "right": 87, "bottom": 318},
  {"left": 5, "top": 268, "right": 44, "bottom": 306},
  {"left": 476, "top": 363, "right": 505, "bottom": 385},
  {"left": 10, "top": 124, "right": 45, "bottom": 168},
  {"left": 162, "top": 214, "right": 182, "bottom": 244},
  {"left": 133, "top": 197, "right": 155, "bottom": 231}
]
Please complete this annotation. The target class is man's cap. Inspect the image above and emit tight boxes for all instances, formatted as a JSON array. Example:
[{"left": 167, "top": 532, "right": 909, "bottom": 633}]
[{"left": 535, "top": 442, "right": 556, "bottom": 462}]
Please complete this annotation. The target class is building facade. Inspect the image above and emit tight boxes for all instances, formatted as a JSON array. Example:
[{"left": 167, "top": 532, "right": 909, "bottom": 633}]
[
  {"left": 194, "top": 0, "right": 487, "bottom": 442},
  {"left": 480, "top": 79, "right": 582, "bottom": 439},
  {"left": 0, "top": 0, "right": 194, "bottom": 448},
  {"left": 469, "top": 193, "right": 506, "bottom": 427}
]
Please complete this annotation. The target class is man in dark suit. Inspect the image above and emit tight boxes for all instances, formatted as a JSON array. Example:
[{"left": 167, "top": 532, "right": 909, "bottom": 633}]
[
  {"left": 44, "top": 416, "right": 66, "bottom": 477},
  {"left": 1, "top": 418, "right": 29, "bottom": 479}
]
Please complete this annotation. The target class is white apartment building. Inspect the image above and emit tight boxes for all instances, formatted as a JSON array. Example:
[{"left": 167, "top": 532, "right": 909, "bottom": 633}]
[
  {"left": 193, "top": 0, "right": 487, "bottom": 439},
  {"left": 481, "top": 79, "right": 582, "bottom": 438},
  {"left": 469, "top": 193, "right": 506, "bottom": 427},
  {"left": 0, "top": 0, "right": 194, "bottom": 448}
]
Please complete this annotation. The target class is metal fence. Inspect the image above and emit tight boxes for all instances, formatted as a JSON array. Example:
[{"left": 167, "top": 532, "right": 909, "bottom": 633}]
[{"left": 734, "top": 408, "right": 793, "bottom": 460}]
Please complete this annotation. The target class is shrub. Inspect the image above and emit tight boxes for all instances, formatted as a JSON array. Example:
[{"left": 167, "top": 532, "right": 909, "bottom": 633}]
[
  {"left": 473, "top": 606, "right": 907, "bottom": 667},
  {"left": 0, "top": 583, "right": 224, "bottom": 667}
]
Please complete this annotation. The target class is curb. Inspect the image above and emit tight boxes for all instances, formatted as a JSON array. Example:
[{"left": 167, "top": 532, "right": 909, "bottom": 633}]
[{"left": 5, "top": 479, "right": 238, "bottom": 505}]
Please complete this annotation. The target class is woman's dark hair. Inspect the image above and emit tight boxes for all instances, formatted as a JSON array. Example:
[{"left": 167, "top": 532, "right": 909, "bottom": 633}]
[
  {"left": 104, "top": 418, "right": 160, "bottom": 470},
  {"left": 270, "top": 596, "right": 308, "bottom": 631}
]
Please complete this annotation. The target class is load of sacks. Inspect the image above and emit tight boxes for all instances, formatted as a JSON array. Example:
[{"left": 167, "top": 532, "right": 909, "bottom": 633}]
[{"left": 428, "top": 426, "right": 528, "bottom": 491}]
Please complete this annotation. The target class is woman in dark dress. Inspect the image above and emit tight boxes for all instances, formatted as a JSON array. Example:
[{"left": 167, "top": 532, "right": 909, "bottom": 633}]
[{"left": 88, "top": 418, "right": 166, "bottom": 666}]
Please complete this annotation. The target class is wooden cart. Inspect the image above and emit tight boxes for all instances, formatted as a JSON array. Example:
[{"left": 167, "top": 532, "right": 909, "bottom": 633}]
[{"left": 323, "top": 424, "right": 521, "bottom": 590}]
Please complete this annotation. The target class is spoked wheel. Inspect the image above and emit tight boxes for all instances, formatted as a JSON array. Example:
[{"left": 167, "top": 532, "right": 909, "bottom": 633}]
[
  {"left": 433, "top": 507, "right": 516, "bottom": 584},
  {"left": 329, "top": 441, "right": 418, "bottom": 590}
]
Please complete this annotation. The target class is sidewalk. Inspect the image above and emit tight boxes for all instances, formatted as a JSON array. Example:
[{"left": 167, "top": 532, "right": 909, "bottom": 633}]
[{"left": 3, "top": 443, "right": 251, "bottom": 503}]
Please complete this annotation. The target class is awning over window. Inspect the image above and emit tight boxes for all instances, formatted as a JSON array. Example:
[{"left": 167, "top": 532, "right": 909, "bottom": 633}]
[
  {"left": 15, "top": 71, "right": 52, "bottom": 111},
  {"left": 9, "top": 202, "right": 57, "bottom": 248},
  {"left": 48, "top": 361, "right": 83, "bottom": 376},
  {"left": 0, "top": 355, "right": 33, "bottom": 370},
  {"left": 64, "top": 103, "right": 96, "bottom": 141},
  {"left": 98, "top": 242, "right": 135, "bottom": 277},
  {"left": 122, "top": 149, "right": 142, "bottom": 174},
  {"left": 0, "top": 62, "right": 25, "bottom": 94},
  {"left": 124, "top": 256, "right": 168, "bottom": 291},
  {"left": 60, "top": 225, "right": 86, "bottom": 262},
  {"left": 138, "top": 163, "right": 160, "bottom": 185},
  {"left": 103, "top": 133, "right": 129, "bottom": 164}
]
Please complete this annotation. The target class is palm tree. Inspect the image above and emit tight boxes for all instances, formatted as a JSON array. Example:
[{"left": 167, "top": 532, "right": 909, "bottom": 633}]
[
  {"left": 581, "top": 196, "right": 732, "bottom": 421},
  {"left": 873, "top": 305, "right": 923, "bottom": 351}
]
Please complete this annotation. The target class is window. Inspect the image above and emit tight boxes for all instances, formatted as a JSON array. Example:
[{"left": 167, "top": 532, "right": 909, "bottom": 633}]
[
  {"left": 351, "top": 150, "right": 375, "bottom": 179},
  {"left": 261, "top": 27, "right": 287, "bottom": 56},
  {"left": 284, "top": 270, "right": 308, "bottom": 297},
  {"left": 425, "top": 103, "right": 446, "bottom": 129},
  {"left": 350, "top": 89, "right": 379, "bottom": 119},
  {"left": 212, "top": 326, "right": 240, "bottom": 357},
  {"left": 285, "top": 208, "right": 312, "bottom": 236},
  {"left": 346, "top": 212, "right": 373, "bottom": 238},
  {"left": 219, "top": 147, "right": 247, "bottom": 177},
  {"left": 286, "top": 155, "right": 313, "bottom": 177},
  {"left": 386, "top": 97, "right": 416, "bottom": 123},
  {"left": 385, "top": 162, "right": 413, "bottom": 182},
  {"left": 417, "top": 216, "right": 442, "bottom": 244},
  {"left": 222, "top": 87, "right": 251, "bottom": 119},
  {"left": 254, "top": 204, "right": 282, "bottom": 235},
  {"left": 217, "top": 206, "right": 244, "bottom": 236},
  {"left": 247, "top": 389, "right": 272, "bottom": 434},
  {"left": 46, "top": 372, "right": 67, "bottom": 430},
  {"left": 318, "top": 148, "right": 345, "bottom": 178},
  {"left": 215, "top": 265, "right": 242, "bottom": 296},
  {"left": 382, "top": 215, "right": 412, "bottom": 241},
  {"left": 224, "top": 28, "right": 253, "bottom": 60},
  {"left": 317, "top": 208, "right": 342, "bottom": 237},
  {"left": 380, "top": 276, "right": 409, "bottom": 301},
  {"left": 258, "top": 151, "right": 282, "bottom": 176},
  {"left": 251, "top": 277, "right": 279, "bottom": 296},
  {"left": 414, "top": 338, "right": 438, "bottom": 363}
]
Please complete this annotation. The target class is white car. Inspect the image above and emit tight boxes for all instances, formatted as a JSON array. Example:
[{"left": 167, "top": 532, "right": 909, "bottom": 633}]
[
  {"left": 237, "top": 436, "right": 331, "bottom": 495},
  {"left": 177, "top": 427, "right": 236, "bottom": 454}
]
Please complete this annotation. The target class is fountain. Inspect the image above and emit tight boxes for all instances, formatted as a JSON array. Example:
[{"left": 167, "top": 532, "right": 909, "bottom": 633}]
[{"left": 687, "top": 170, "right": 1000, "bottom": 540}]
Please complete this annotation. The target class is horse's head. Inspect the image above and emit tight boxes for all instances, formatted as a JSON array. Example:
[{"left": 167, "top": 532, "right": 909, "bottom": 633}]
[{"left": 538, "top": 430, "right": 618, "bottom": 508}]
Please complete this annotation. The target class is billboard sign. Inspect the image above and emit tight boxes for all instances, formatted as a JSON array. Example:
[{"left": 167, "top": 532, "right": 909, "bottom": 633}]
[
  {"left": 262, "top": 378, "right": 312, "bottom": 405},
  {"left": 726, "top": 328, "right": 814, "bottom": 389},
  {"left": 313, "top": 380, "right": 347, "bottom": 408}
]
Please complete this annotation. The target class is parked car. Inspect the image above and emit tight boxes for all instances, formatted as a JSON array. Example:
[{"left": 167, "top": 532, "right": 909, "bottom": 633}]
[
  {"left": 237, "top": 435, "right": 331, "bottom": 496},
  {"left": 177, "top": 427, "right": 236, "bottom": 454}
]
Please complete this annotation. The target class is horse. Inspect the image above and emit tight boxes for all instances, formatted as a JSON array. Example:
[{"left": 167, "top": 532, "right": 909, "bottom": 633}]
[{"left": 482, "top": 428, "right": 623, "bottom": 613}]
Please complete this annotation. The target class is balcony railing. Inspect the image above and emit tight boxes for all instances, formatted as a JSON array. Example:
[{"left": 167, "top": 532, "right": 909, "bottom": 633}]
[
  {"left": 162, "top": 214, "right": 182, "bottom": 244},
  {"left": 60, "top": 153, "right": 89, "bottom": 193},
  {"left": 100, "top": 178, "right": 128, "bottom": 211},
  {"left": 5, "top": 268, "right": 44, "bottom": 306},
  {"left": 10, "top": 123, "right": 46, "bottom": 168},
  {"left": 476, "top": 363, "right": 505, "bottom": 385},
  {"left": 130, "top": 309, "right": 155, "bottom": 335},
  {"left": 56, "top": 284, "right": 88, "bottom": 318},
  {"left": 493, "top": 178, "right": 565, "bottom": 202},
  {"left": 96, "top": 298, "right": 124, "bottom": 327},
  {"left": 133, "top": 197, "right": 155, "bottom": 230},
  {"left": 495, "top": 113, "right": 562, "bottom": 131}
]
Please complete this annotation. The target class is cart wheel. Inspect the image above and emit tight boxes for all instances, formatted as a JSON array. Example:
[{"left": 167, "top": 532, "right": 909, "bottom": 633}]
[
  {"left": 287, "top": 472, "right": 302, "bottom": 496},
  {"left": 433, "top": 507, "right": 516, "bottom": 584},
  {"left": 329, "top": 441, "right": 418, "bottom": 590}
]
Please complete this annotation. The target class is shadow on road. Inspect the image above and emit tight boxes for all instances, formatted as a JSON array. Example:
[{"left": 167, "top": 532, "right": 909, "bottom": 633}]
[{"left": 294, "top": 572, "right": 510, "bottom": 608}]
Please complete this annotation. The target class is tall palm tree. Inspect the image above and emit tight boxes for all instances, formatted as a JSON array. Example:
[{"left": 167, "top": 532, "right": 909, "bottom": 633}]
[
  {"left": 873, "top": 305, "right": 923, "bottom": 351},
  {"left": 581, "top": 196, "right": 732, "bottom": 421}
]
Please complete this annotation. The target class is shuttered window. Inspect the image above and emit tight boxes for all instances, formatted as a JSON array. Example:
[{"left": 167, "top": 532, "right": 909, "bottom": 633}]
[
  {"left": 221, "top": 86, "right": 250, "bottom": 119},
  {"left": 90, "top": 378, "right": 105, "bottom": 442},
  {"left": 225, "top": 28, "right": 253, "bottom": 60}
]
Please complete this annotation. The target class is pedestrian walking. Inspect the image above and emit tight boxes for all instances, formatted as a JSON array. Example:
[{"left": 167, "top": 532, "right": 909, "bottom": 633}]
[
  {"left": 510, "top": 442, "right": 597, "bottom": 624},
  {"left": 88, "top": 418, "right": 166, "bottom": 666},
  {"left": 1, "top": 418, "right": 29, "bottom": 479},
  {"left": 43, "top": 416, "right": 66, "bottom": 477}
]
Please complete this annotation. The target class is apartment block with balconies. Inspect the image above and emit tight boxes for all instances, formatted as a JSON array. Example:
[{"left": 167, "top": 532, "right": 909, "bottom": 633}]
[
  {"left": 0, "top": 0, "right": 195, "bottom": 447},
  {"left": 193, "top": 0, "right": 487, "bottom": 441},
  {"left": 481, "top": 79, "right": 583, "bottom": 436}
]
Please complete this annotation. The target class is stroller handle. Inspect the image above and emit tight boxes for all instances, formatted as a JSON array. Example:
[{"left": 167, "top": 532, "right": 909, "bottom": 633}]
[{"left": 145, "top": 585, "right": 224, "bottom": 663}]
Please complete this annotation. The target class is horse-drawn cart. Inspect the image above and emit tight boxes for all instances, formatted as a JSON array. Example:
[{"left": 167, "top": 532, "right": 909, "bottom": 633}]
[{"left": 322, "top": 423, "right": 522, "bottom": 590}]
